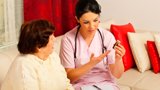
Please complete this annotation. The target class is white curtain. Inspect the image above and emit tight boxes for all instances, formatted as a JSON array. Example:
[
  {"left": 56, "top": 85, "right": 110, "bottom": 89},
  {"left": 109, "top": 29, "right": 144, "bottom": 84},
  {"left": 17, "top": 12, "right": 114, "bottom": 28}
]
[
  {"left": 0, "top": 0, "right": 5, "bottom": 46},
  {"left": 0, "top": 0, "right": 23, "bottom": 48}
]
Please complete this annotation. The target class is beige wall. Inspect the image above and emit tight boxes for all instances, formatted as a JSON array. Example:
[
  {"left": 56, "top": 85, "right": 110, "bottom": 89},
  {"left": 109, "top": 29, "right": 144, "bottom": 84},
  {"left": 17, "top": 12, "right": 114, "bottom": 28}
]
[{"left": 97, "top": 0, "right": 160, "bottom": 32}]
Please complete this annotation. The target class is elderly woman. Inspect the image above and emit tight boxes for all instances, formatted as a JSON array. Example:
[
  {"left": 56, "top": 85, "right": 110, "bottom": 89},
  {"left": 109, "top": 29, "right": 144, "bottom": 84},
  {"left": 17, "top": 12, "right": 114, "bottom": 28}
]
[{"left": 1, "top": 20, "right": 74, "bottom": 90}]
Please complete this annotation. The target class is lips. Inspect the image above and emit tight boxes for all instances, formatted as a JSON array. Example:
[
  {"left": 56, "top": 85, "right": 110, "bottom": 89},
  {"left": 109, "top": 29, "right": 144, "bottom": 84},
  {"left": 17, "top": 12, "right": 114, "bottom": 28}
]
[{"left": 88, "top": 29, "right": 94, "bottom": 32}]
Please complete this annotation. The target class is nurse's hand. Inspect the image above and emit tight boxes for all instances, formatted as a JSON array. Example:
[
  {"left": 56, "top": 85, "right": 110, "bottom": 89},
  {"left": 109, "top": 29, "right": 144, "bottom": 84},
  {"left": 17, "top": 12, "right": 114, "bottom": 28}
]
[
  {"left": 89, "top": 50, "right": 110, "bottom": 65},
  {"left": 109, "top": 43, "right": 125, "bottom": 78},
  {"left": 114, "top": 43, "right": 125, "bottom": 61}
]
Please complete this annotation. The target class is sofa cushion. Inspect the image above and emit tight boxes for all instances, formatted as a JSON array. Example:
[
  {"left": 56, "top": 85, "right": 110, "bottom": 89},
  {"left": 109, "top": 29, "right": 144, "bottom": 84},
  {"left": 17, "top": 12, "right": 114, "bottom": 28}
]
[
  {"left": 118, "top": 85, "right": 131, "bottom": 90},
  {"left": 0, "top": 53, "right": 12, "bottom": 86},
  {"left": 127, "top": 32, "right": 154, "bottom": 72},
  {"left": 132, "top": 70, "right": 160, "bottom": 90},
  {"left": 0, "top": 45, "right": 19, "bottom": 88},
  {"left": 147, "top": 41, "right": 160, "bottom": 74},
  {"left": 54, "top": 35, "right": 63, "bottom": 54},
  {"left": 154, "top": 33, "right": 160, "bottom": 57},
  {"left": 110, "top": 23, "right": 135, "bottom": 71},
  {"left": 116, "top": 68, "right": 148, "bottom": 87},
  {"left": 1, "top": 45, "right": 19, "bottom": 61}
]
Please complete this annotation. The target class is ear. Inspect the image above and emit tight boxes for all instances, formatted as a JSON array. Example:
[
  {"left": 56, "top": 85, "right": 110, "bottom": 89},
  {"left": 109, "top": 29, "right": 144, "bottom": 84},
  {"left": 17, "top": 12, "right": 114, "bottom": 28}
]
[
  {"left": 36, "top": 47, "right": 41, "bottom": 52},
  {"left": 75, "top": 16, "right": 79, "bottom": 23}
]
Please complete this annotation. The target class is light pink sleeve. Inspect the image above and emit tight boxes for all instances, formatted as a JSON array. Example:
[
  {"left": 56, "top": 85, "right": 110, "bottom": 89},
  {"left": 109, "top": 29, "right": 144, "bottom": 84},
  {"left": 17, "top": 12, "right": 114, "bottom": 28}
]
[
  {"left": 60, "top": 33, "right": 75, "bottom": 68},
  {"left": 103, "top": 29, "right": 116, "bottom": 64}
]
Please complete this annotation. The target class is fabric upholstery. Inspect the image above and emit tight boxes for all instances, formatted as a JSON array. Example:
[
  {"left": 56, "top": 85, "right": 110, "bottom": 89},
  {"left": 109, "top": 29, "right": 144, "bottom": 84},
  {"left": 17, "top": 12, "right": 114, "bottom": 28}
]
[
  {"left": 110, "top": 23, "right": 135, "bottom": 71},
  {"left": 0, "top": 53, "right": 12, "bottom": 85},
  {"left": 147, "top": 41, "right": 160, "bottom": 74},
  {"left": 118, "top": 85, "right": 130, "bottom": 90},
  {"left": 127, "top": 32, "right": 154, "bottom": 72},
  {"left": 154, "top": 33, "right": 160, "bottom": 57},
  {"left": 132, "top": 71, "right": 160, "bottom": 90},
  {"left": 116, "top": 68, "right": 147, "bottom": 87},
  {"left": 54, "top": 35, "right": 63, "bottom": 54}
]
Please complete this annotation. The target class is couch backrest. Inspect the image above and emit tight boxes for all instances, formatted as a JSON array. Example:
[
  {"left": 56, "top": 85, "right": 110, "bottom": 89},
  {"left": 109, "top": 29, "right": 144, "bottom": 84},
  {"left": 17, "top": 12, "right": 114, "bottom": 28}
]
[
  {"left": 54, "top": 35, "right": 63, "bottom": 54},
  {"left": 0, "top": 53, "right": 12, "bottom": 86},
  {"left": 0, "top": 45, "right": 19, "bottom": 86}
]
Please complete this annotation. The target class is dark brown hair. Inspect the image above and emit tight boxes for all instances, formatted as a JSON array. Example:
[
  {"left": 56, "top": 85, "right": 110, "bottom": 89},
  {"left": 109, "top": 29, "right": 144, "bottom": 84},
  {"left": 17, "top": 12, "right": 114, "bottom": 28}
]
[
  {"left": 18, "top": 19, "right": 55, "bottom": 54},
  {"left": 75, "top": 0, "right": 101, "bottom": 20}
]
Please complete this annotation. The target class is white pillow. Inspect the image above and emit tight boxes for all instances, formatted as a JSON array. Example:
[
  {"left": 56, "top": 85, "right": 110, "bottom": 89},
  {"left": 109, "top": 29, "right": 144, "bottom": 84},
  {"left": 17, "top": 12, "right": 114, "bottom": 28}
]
[
  {"left": 127, "top": 32, "right": 154, "bottom": 72},
  {"left": 154, "top": 33, "right": 160, "bottom": 57}
]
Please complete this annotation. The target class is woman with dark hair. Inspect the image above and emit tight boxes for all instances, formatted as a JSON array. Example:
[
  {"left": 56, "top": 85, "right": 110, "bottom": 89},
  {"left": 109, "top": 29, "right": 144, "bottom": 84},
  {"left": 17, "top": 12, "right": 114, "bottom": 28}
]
[
  {"left": 60, "top": 0, "right": 125, "bottom": 90},
  {"left": 1, "top": 20, "right": 74, "bottom": 90}
]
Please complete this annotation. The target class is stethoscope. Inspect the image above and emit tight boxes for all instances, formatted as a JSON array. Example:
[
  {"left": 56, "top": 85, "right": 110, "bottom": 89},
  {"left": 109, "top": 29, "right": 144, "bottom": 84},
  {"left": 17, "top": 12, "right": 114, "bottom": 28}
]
[{"left": 74, "top": 26, "right": 108, "bottom": 66}]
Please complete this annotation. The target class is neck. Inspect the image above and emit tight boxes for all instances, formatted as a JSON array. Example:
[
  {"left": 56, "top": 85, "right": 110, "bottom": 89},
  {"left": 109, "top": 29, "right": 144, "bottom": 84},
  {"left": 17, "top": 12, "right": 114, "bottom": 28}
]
[
  {"left": 34, "top": 52, "right": 48, "bottom": 61},
  {"left": 79, "top": 28, "right": 96, "bottom": 46}
]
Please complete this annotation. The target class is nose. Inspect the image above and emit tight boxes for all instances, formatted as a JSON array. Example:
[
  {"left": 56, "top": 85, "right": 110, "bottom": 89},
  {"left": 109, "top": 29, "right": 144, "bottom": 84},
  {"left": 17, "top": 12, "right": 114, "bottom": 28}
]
[{"left": 89, "top": 22, "right": 95, "bottom": 29}]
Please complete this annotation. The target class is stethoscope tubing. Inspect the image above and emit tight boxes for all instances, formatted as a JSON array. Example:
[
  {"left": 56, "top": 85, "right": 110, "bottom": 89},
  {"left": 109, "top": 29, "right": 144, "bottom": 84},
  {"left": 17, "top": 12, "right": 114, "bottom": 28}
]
[{"left": 74, "top": 26, "right": 106, "bottom": 59}]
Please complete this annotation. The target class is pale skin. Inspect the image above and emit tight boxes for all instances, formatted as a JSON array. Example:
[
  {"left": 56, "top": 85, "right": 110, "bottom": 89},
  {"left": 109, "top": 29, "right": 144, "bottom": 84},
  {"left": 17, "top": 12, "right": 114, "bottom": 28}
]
[
  {"left": 34, "top": 34, "right": 56, "bottom": 60},
  {"left": 65, "top": 12, "right": 126, "bottom": 83}
]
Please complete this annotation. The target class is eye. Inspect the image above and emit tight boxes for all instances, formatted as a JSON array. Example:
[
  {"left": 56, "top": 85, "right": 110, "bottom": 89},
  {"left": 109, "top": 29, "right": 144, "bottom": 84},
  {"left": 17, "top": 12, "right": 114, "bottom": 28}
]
[
  {"left": 94, "top": 19, "right": 98, "bottom": 22},
  {"left": 83, "top": 21, "right": 89, "bottom": 24}
]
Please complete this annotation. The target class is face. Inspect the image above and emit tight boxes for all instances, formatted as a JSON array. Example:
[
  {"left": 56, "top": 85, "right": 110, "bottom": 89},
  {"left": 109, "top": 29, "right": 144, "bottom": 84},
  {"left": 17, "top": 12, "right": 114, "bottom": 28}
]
[
  {"left": 77, "top": 12, "right": 100, "bottom": 35},
  {"left": 39, "top": 34, "right": 55, "bottom": 56}
]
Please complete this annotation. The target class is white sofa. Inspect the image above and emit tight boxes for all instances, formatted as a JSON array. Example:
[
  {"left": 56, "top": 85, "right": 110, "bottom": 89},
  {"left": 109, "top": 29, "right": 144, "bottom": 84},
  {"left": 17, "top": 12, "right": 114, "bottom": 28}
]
[{"left": 1, "top": 21, "right": 160, "bottom": 90}]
